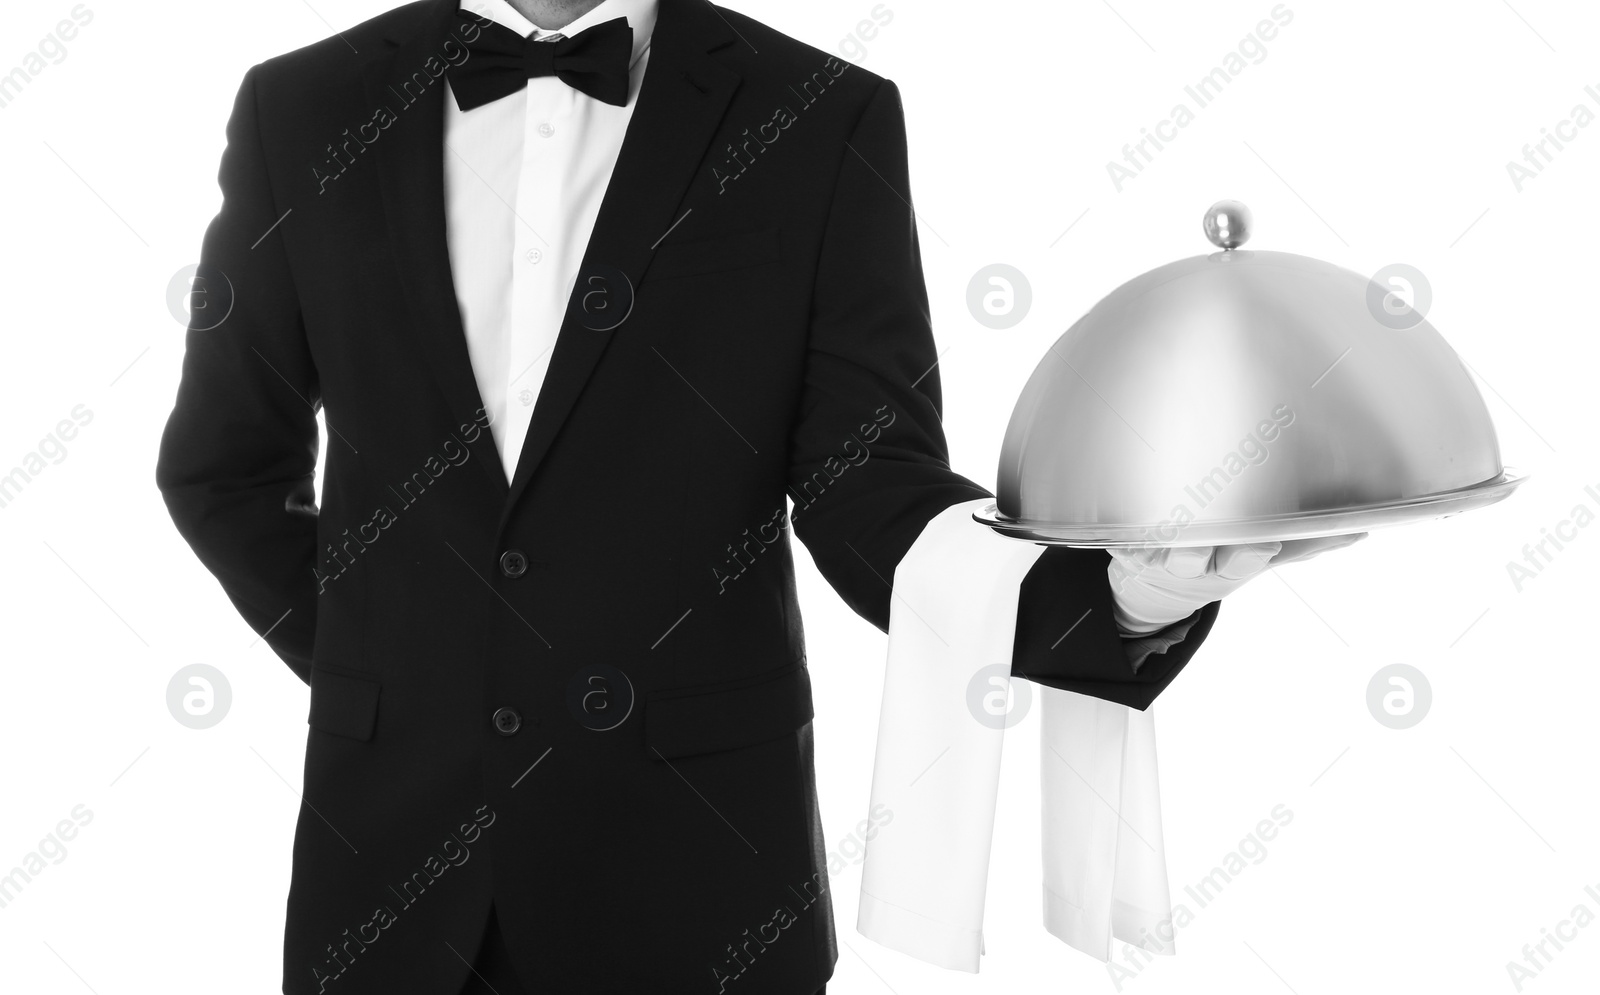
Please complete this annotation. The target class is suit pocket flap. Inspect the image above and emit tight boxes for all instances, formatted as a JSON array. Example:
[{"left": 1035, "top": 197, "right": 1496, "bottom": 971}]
[
  {"left": 308, "top": 670, "right": 381, "bottom": 742},
  {"left": 646, "top": 662, "right": 813, "bottom": 760},
  {"left": 649, "top": 228, "right": 781, "bottom": 281}
]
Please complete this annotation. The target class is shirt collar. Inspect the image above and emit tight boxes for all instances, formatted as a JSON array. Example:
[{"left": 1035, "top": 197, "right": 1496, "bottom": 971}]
[{"left": 459, "top": 0, "right": 658, "bottom": 68}]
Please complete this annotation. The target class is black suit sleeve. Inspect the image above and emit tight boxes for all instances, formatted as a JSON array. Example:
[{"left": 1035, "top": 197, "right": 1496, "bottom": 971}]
[
  {"left": 155, "top": 65, "right": 320, "bottom": 685},
  {"left": 1011, "top": 553, "right": 1220, "bottom": 710},
  {"left": 784, "top": 77, "right": 989, "bottom": 623},
  {"left": 788, "top": 78, "right": 1214, "bottom": 710}
]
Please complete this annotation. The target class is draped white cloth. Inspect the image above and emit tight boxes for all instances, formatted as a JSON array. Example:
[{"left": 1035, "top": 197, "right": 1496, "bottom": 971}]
[{"left": 857, "top": 499, "right": 1173, "bottom": 971}]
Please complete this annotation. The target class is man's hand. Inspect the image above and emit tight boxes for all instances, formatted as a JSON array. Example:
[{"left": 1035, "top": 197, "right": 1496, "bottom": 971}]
[{"left": 1107, "top": 534, "right": 1367, "bottom": 635}]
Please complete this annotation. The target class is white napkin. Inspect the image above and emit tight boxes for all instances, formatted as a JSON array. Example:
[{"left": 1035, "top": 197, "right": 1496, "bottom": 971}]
[{"left": 857, "top": 499, "right": 1172, "bottom": 970}]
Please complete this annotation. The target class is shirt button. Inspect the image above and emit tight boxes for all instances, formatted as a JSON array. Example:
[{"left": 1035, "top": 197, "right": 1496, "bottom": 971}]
[
  {"left": 499, "top": 549, "right": 528, "bottom": 578},
  {"left": 517, "top": 388, "right": 535, "bottom": 406},
  {"left": 525, "top": 248, "right": 542, "bottom": 264},
  {"left": 492, "top": 707, "right": 522, "bottom": 736},
  {"left": 537, "top": 122, "right": 555, "bottom": 138}
]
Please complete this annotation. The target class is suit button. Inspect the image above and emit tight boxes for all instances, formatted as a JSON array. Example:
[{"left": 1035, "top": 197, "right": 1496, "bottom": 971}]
[
  {"left": 492, "top": 707, "right": 522, "bottom": 736},
  {"left": 499, "top": 549, "right": 528, "bottom": 578}
]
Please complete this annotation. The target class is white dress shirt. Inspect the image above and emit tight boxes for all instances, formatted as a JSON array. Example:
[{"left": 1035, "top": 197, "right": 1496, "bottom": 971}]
[{"left": 444, "top": 0, "right": 658, "bottom": 483}]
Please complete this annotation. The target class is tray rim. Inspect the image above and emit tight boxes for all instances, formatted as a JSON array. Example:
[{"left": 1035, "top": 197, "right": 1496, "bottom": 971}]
[{"left": 973, "top": 467, "right": 1528, "bottom": 547}]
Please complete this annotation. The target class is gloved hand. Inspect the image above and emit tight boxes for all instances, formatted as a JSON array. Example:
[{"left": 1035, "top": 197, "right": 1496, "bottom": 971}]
[{"left": 1107, "top": 534, "right": 1367, "bottom": 635}]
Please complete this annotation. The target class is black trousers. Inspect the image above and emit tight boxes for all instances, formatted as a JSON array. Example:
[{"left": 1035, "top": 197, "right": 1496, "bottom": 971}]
[{"left": 457, "top": 904, "right": 826, "bottom": 994}]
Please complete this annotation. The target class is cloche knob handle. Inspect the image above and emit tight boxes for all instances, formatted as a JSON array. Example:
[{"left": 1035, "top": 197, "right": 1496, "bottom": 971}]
[{"left": 1203, "top": 200, "right": 1253, "bottom": 249}]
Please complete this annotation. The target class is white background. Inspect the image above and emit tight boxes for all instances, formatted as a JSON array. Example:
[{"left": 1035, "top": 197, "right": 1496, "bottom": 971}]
[{"left": 1, "top": 1, "right": 1597, "bottom": 993}]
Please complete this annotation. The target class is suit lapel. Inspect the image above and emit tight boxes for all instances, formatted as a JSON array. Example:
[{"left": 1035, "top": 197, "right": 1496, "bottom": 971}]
[
  {"left": 363, "top": 0, "right": 509, "bottom": 497},
  {"left": 361, "top": 0, "right": 742, "bottom": 519},
  {"left": 498, "top": 0, "right": 741, "bottom": 528}
]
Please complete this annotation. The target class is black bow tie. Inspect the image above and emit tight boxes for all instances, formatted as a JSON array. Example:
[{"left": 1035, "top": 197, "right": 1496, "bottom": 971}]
[{"left": 447, "top": 13, "right": 633, "bottom": 111}]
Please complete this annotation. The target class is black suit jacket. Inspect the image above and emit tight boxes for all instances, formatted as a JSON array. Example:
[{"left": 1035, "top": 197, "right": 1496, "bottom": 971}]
[{"left": 156, "top": 1, "right": 1218, "bottom": 991}]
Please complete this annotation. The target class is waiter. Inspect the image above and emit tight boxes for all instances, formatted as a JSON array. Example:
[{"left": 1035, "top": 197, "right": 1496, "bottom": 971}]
[{"left": 156, "top": 0, "right": 1354, "bottom": 991}]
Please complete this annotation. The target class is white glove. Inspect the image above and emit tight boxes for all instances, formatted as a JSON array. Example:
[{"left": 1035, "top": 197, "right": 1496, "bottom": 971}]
[{"left": 1107, "top": 534, "right": 1366, "bottom": 635}]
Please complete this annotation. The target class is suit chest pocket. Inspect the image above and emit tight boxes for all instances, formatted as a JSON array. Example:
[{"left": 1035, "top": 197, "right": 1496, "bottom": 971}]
[{"left": 647, "top": 227, "right": 781, "bottom": 282}]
